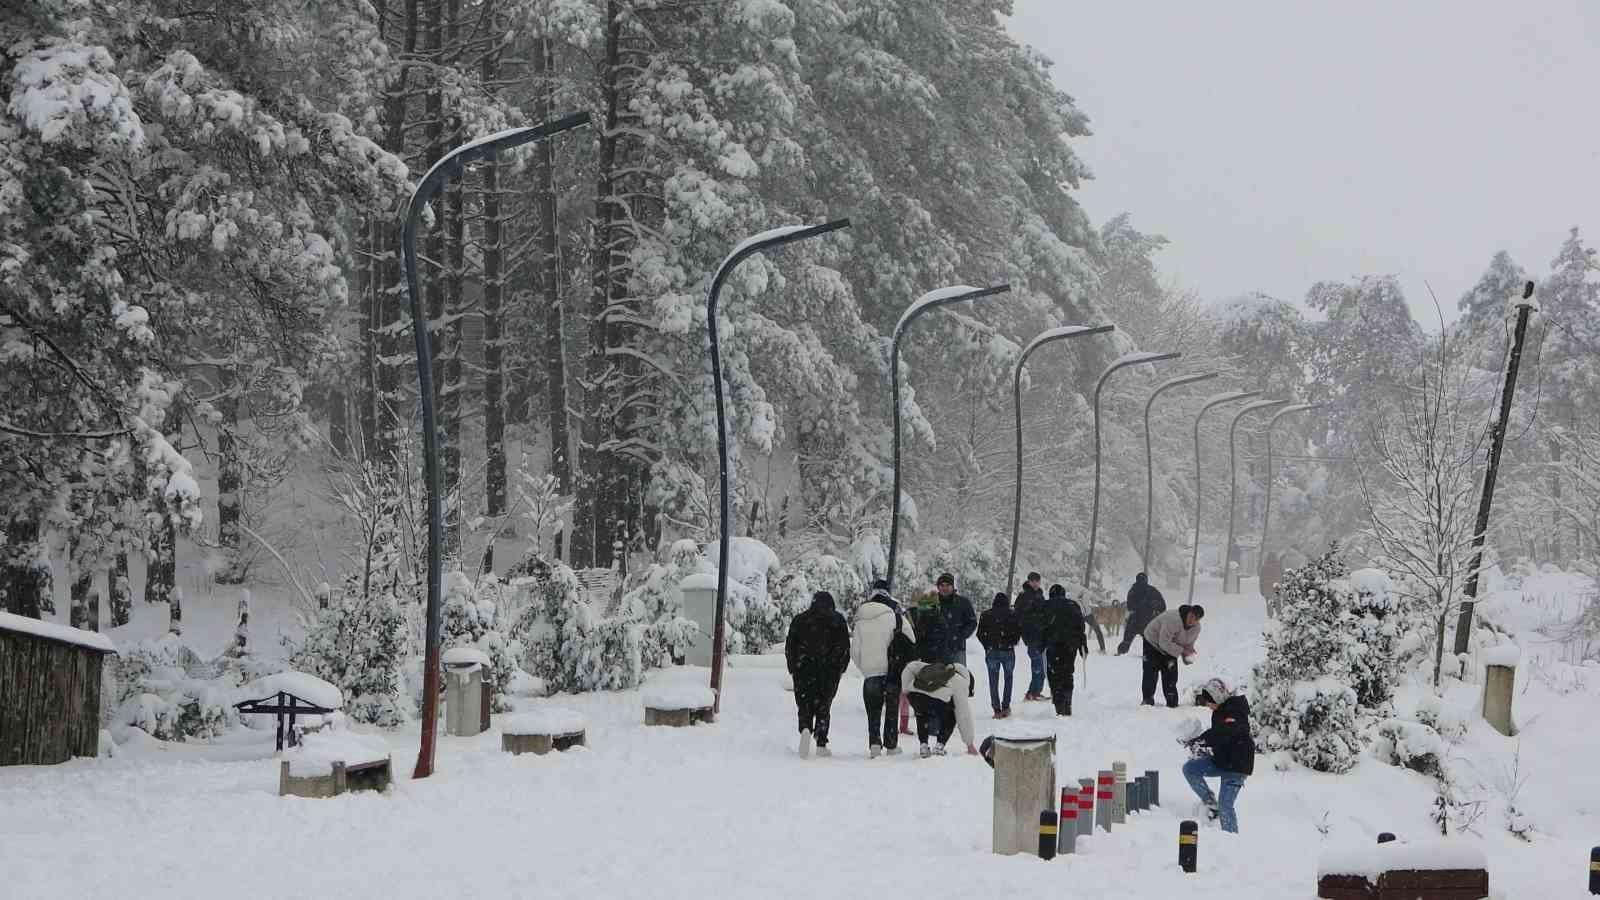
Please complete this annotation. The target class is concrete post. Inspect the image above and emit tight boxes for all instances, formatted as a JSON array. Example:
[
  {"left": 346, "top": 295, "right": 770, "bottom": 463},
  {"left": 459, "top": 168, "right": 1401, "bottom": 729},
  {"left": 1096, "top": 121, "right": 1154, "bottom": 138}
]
[
  {"left": 444, "top": 662, "right": 484, "bottom": 737},
  {"left": 1482, "top": 663, "right": 1516, "bottom": 736},
  {"left": 1112, "top": 761, "right": 1128, "bottom": 824},
  {"left": 1096, "top": 770, "right": 1114, "bottom": 833},
  {"left": 1077, "top": 779, "right": 1094, "bottom": 839},
  {"left": 680, "top": 574, "right": 718, "bottom": 667},
  {"left": 991, "top": 737, "right": 1057, "bottom": 856},
  {"left": 1058, "top": 787, "right": 1077, "bottom": 855}
]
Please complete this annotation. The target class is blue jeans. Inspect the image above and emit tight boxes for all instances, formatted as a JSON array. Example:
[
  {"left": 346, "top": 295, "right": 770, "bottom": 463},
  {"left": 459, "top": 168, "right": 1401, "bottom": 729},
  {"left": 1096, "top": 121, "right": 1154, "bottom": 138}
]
[
  {"left": 985, "top": 649, "right": 1016, "bottom": 711},
  {"left": 1182, "top": 757, "right": 1245, "bottom": 833},
  {"left": 1026, "top": 647, "right": 1046, "bottom": 696}
]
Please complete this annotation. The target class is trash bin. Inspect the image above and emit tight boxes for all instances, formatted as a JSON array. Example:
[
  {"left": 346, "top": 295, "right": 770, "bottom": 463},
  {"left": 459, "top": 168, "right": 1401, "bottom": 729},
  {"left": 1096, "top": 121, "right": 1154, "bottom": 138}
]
[
  {"left": 990, "top": 724, "right": 1058, "bottom": 856},
  {"left": 443, "top": 648, "right": 492, "bottom": 737}
]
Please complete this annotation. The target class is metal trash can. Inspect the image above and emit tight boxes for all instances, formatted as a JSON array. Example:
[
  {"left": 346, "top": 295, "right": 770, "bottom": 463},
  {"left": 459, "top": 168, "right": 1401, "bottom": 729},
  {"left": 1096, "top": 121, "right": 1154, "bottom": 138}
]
[
  {"left": 990, "top": 728, "right": 1058, "bottom": 856},
  {"left": 444, "top": 654, "right": 491, "bottom": 737}
]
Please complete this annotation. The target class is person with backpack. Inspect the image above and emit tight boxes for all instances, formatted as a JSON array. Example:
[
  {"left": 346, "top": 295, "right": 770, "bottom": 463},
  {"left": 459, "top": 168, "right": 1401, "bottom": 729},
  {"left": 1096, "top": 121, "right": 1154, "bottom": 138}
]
[
  {"left": 1141, "top": 604, "right": 1204, "bottom": 708},
  {"left": 899, "top": 659, "right": 978, "bottom": 758},
  {"left": 1117, "top": 572, "right": 1167, "bottom": 656},
  {"left": 850, "top": 581, "right": 917, "bottom": 757},
  {"left": 976, "top": 591, "right": 1022, "bottom": 718},
  {"left": 1180, "top": 677, "right": 1254, "bottom": 833},
  {"left": 1041, "top": 584, "right": 1087, "bottom": 716},
  {"left": 785, "top": 591, "right": 850, "bottom": 758},
  {"left": 1015, "top": 572, "right": 1049, "bottom": 701}
]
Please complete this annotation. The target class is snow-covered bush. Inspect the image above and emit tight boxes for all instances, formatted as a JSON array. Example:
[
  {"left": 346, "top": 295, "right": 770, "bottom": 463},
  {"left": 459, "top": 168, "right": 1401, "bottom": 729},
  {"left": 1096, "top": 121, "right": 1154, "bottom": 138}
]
[
  {"left": 1343, "top": 567, "right": 1410, "bottom": 711},
  {"left": 1413, "top": 693, "right": 1469, "bottom": 743},
  {"left": 291, "top": 587, "right": 407, "bottom": 726},
  {"left": 112, "top": 636, "right": 239, "bottom": 741},
  {"left": 441, "top": 570, "right": 525, "bottom": 711},
  {"left": 515, "top": 559, "right": 681, "bottom": 693},
  {"left": 793, "top": 551, "right": 864, "bottom": 608},
  {"left": 1371, "top": 718, "right": 1446, "bottom": 778}
]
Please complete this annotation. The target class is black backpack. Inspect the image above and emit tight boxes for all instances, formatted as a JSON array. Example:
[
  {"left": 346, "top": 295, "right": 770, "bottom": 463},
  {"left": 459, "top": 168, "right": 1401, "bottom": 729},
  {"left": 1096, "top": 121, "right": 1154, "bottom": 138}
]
[{"left": 886, "top": 608, "right": 917, "bottom": 680}]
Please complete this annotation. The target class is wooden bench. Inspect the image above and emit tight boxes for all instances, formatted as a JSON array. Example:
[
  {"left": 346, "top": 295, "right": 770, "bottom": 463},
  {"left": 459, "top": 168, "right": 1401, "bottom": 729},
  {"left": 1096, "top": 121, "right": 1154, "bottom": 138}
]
[
  {"left": 642, "top": 685, "right": 716, "bottom": 727},
  {"left": 278, "top": 756, "right": 392, "bottom": 799},
  {"left": 501, "top": 709, "right": 587, "bottom": 755},
  {"left": 1318, "top": 841, "right": 1488, "bottom": 900}
]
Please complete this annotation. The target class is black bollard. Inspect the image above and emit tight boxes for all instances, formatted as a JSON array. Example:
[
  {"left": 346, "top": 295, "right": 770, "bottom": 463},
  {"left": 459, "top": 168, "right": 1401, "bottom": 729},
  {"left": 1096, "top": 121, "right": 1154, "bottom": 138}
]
[
  {"left": 1134, "top": 777, "right": 1147, "bottom": 812},
  {"left": 1589, "top": 845, "right": 1598, "bottom": 894},
  {"left": 1179, "top": 820, "right": 1198, "bottom": 873},
  {"left": 1129, "top": 777, "right": 1141, "bottom": 813},
  {"left": 1039, "top": 810, "right": 1058, "bottom": 860},
  {"left": 1378, "top": 832, "right": 1396, "bottom": 844},
  {"left": 1146, "top": 769, "right": 1160, "bottom": 806}
]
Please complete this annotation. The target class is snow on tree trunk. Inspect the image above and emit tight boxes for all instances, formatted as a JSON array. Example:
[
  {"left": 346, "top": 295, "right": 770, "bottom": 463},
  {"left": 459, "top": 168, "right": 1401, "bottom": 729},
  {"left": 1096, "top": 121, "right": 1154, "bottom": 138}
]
[
  {"left": 215, "top": 391, "right": 244, "bottom": 583},
  {"left": 481, "top": 152, "right": 506, "bottom": 573},
  {"left": 1, "top": 519, "right": 52, "bottom": 619},
  {"left": 109, "top": 551, "right": 131, "bottom": 627},
  {"left": 439, "top": 0, "right": 465, "bottom": 565},
  {"left": 535, "top": 35, "right": 572, "bottom": 560},
  {"left": 146, "top": 512, "right": 177, "bottom": 617},
  {"left": 69, "top": 562, "right": 97, "bottom": 632}
]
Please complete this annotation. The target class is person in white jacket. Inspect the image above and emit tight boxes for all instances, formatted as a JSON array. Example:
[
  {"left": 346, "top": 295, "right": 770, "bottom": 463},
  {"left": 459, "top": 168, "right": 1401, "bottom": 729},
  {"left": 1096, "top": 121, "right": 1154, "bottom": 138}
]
[
  {"left": 851, "top": 583, "right": 917, "bottom": 757},
  {"left": 900, "top": 659, "right": 979, "bottom": 758}
]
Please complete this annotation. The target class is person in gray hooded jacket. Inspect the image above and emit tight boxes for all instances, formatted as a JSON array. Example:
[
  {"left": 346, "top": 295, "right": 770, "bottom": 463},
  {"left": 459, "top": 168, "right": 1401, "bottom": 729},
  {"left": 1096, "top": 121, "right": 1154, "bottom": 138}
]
[{"left": 1140, "top": 604, "right": 1203, "bottom": 707}]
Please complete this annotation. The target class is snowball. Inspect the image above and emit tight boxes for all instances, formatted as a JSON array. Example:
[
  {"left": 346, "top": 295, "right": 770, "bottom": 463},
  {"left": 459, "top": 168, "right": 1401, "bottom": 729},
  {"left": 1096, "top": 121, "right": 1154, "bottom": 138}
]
[
  {"left": 284, "top": 732, "right": 389, "bottom": 776},
  {"left": 502, "top": 707, "right": 587, "bottom": 736},
  {"left": 0, "top": 611, "right": 116, "bottom": 653},
  {"left": 641, "top": 684, "right": 716, "bottom": 709},
  {"left": 239, "top": 671, "right": 344, "bottom": 711}
]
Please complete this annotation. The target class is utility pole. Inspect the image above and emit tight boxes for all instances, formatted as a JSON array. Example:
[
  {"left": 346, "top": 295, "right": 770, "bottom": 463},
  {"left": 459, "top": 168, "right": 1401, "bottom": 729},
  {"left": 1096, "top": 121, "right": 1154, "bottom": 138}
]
[{"left": 1453, "top": 280, "right": 1537, "bottom": 655}]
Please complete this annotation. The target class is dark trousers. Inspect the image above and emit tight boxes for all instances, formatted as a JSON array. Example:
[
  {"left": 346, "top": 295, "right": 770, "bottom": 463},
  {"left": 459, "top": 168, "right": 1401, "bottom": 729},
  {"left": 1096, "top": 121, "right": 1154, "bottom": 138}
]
[
  {"left": 1142, "top": 642, "right": 1179, "bottom": 707},
  {"left": 985, "top": 648, "right": 1016, "bottom": 711},
  {"left": 862, "top": 675, "right": 900, "bottom": 750},
  {"left": 906, "top": 692, "right": 955, "bottom": 745},
  {"left": 795, "top": 678, "right": 840, "bottom": 746},
  {"left": 1046, "top": 645, "right": 1076, "bottom": 714}
]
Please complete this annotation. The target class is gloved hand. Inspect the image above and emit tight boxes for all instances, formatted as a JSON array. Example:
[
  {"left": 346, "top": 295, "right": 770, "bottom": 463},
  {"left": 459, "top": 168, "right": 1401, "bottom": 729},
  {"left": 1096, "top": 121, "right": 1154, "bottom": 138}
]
[{"left": 1115, "top": 645, "right": 1128, "bottom": 656}]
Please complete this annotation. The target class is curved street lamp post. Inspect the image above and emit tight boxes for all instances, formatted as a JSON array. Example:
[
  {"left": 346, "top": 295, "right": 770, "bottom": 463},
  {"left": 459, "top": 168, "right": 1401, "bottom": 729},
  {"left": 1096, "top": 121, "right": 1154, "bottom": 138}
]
[
  {"left": 707, "top": 220, "right": 852, "bottom": 714},
  {"left": 1185, "top": 391, "right": 1261, "bottom": 605},
  {"left": 1259, "top": 402, "right": 1322, "bottom": 590},
  {"left": 1222, "top": 399, "right": 1292, "bottom": 594},
  {"left": 1006, "top": 324, "right": 1116, "bottom": 594},
  {"left": 402, "top": 111, "right": 591, "bottom": 779},
  {"left": 1142, "top": 371, "right": 1221, "bottom": 573},
  {"left": 1083, "top": 352, "right": 1179, "bottom": 601},
  {"left": 885, "top": 284, "right": 1013, "bottom": 590}
]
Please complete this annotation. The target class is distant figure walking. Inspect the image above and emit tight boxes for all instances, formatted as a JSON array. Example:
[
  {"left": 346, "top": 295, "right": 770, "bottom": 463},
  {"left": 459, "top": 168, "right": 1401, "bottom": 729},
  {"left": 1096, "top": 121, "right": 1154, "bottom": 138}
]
[
  {"left": 1141, "top": 604, "right": 1203, "bottom": 708},
  {"left": 976, "top": 592, "right": 1022, "bottom": 718},
  {"left": 786, "top": 591, "right": 850, "bottom": 758},
  {"left": 1117, "top": 572, "right": 1167, "bottom": 656},
  {"left": 1181, "top": 678, "right": 1254, "bottom": 833},
  {"left": 901, "top": 660, "right": 979, "bottom": 758},
  {"left": 1042, "top": 584, "right": 1087, "bottom": 717},
  {"left": 851, "top": 581, "right": 916, "bottom": 757}
]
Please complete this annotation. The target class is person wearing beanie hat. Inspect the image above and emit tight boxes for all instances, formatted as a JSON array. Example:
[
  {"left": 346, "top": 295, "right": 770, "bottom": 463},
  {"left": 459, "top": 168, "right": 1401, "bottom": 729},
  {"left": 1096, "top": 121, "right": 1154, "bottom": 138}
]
[
  {"left": 1180, "top": 677, "right": 1253, "bottom": 832},
  {"left": 785, "top": 591, "right": 850, "bottom": 758},
  {"left": 912, "top": 573, "right": 978, "bottom": 669},
  {"left": 976, "top": 592, "right": 1022, "bottom": 717},
  {"left": 850, "top": 582, "right": 916, "bottom": 757}
]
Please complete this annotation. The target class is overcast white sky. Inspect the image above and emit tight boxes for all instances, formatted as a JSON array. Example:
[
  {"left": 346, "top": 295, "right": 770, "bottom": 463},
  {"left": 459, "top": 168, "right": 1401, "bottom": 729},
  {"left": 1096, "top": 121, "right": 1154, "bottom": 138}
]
[{"left": 1005, "top": 0, "right": 1600, "bottom": 325}]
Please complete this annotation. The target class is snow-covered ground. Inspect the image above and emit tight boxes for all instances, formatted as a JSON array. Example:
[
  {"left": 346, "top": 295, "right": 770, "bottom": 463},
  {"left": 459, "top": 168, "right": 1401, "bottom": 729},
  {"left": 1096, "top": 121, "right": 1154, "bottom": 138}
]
[{"left": 2, "top": 576, "right": 1596, "bottom": 899}]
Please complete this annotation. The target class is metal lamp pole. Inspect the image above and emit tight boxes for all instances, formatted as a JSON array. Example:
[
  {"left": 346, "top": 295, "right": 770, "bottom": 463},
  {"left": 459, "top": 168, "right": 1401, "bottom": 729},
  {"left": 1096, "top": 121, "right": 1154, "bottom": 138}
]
[
  {"left": 1258, "top": 402, "right": 1321, "bottom": 587},
  {"left": 1005, "top": 324, "right": 1116, "bottom": 594},
  {"left": 707, "top": 220, "right": 852, "bottom": 714},
  {"left": 402, "top": 112, "right": 591, "bottom": 779},
  {"left": 885, "top": 284, "right": 1012, "bottom": 590},
  {"left": 1185, "top": 391, "right": 1261, "bottom": 604},
  {"left": 1083, "top": 352, "right": 1179, "bottom": 600},
  {"left": 1222, "top": 399, "right": 1291, "bottom": 594},
  {"left": 1142, "top": 371, "right": 1220, "bottom": 573}
]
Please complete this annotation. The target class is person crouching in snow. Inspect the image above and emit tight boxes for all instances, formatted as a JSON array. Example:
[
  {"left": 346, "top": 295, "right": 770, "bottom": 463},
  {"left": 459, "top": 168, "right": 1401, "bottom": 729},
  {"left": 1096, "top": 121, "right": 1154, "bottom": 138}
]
[
  {"left": 1141, "top": 603, "right": 1203, "bottom": 708},
  {"left": 785, "top": 591, "right": 850, "bottom": 758},
  {"left": 1180, "top": 677, "right": 1253, "bottom": 833},
  {"left": 900, "top": 659, "right": 978, "bottom": 758},
  {"left": 850, "top": 581, "right": 917, "bottom": 757}
]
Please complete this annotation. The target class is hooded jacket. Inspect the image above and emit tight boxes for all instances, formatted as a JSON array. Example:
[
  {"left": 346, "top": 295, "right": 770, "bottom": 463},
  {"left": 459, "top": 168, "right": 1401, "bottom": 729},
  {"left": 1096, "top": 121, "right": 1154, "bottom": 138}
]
[
  {"left": 1042, "top": 585, "right": 1086, "bottom": 655},
  {"left": 976, "top": 595, "right": 1022, "bottom": 652},
  {"left": 900, "top": 660, "right": 976, "bottom": 748},
  {"left": 786, "top": 594, "right": 850, "bottom": 688},
  {"left": 1015, "top": 583, "right": 1047, "bottom": 648},
  {"left": 1143, "top": 607, "right": 1202, "bottom": 660},
  {"left": 910, "top": 590, "right": 976, "bottom": 664},
  {"left": 1194, "top": 695, "right": 1255, "bottom": 775},
  {"left": 1125, "top": 574, "right": 1167, "bottom": 640},
  {"left": 850, "top": 593, "right": 917, "bottom": 678}
]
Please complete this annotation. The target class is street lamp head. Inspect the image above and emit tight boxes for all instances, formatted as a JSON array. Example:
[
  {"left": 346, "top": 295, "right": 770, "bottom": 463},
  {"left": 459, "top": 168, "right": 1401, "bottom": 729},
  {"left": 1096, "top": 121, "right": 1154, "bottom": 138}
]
[
  {"left": 1154, "top": 370, "right": 1221, "bottom": 393},
  {"left": 895, "top": 283, "right": 1013, "bottom": 340}
]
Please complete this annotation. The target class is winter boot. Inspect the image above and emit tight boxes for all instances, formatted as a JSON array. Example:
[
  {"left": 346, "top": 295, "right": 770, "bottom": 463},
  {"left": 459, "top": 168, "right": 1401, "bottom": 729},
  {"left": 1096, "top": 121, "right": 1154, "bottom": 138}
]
[
  {"left": 869, "top": 743, "right": 882, "bottom": 759},
  {"left": 933, "top": 743, "right": 949, "bottom": 757},
  {"left": 918, "top": 743, "right": 932, "bottom": 759},
  {"left": 816, "top": 746, "right": 832, "bottom": 758},
  {"left": 885, "top": 746, "right": 903, "bottom": 756},
  {"left": 799, "top": 729, "right": 812, "bottom": 759}
]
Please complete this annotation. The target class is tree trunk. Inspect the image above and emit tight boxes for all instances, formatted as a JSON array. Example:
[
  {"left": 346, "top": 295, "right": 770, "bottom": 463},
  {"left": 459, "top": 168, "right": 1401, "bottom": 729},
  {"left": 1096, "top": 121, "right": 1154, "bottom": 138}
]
[
  {"left": 109, "top": 550, "right": 131, "bottom": 627},
  {"left": 480, "top": 32, "right": 506, "bottom": 574},
  {"left": 438, "top": 0, "right": 465, "bottom": 563},
  {"left": 145, "top": 514, "right": 177, "bottom": 613},
  {"left": 1547, "top": 436, "right": 1563, "bottom": 564},
  {"left": 1, "top": 518, "right": 51, "bottom": 618},
  {"left": 69, "top": 560, "right": 97, "bottom": 632},
  {"left": 215, "top": 390, "right": 245, "bottom": 583},
  {"left": 535, "top": 35, "right": 572, "bottom": 518}
]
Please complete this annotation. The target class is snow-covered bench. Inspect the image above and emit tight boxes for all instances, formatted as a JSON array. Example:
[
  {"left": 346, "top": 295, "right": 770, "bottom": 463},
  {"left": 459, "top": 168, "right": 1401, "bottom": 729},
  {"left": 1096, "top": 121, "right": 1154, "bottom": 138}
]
[
  {"left": 278, "top": 733, "right": 392, "bottom": 799},
  {"left": 235, "top": 672, "right": 345, "bottom": 751},
  {"left": 1317, "top": 840, "right": 1488, "bottom": 899},
  {"left": 642, "top": 684, "right": 716, "bottom": 727},
  {"left": 501, "top": 708, "right": 587, "bottom": 755}
]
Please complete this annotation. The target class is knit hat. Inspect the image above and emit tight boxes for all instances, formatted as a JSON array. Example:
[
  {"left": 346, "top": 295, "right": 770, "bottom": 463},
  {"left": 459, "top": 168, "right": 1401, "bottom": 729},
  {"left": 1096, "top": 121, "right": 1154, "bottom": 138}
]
[
  {"left": 936, "top": 572, "right": 955, "bottom": 587},
  {"left": 1201, "top": 677, "right": 1231, "bottom": 704}
]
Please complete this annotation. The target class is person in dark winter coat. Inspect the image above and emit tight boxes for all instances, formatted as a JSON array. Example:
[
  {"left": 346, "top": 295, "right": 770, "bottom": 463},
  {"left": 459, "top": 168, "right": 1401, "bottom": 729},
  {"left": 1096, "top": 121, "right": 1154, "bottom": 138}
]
[
  {"left": 976, "top": 592, "right": 1022, "bottom": 717},
  {"left": 785, "top": 591, "right": 850, "bottom": 758},
  {"left": 1181, "top": 678, "right": 1254, "bottom": 833},
  {"left": 1117, "top": 572, "right": 1166, "bottom": 656},
  {"left": 1041, "top": 584, "right": 1087, "bottom": 716},
  {"left": 1141, "top": 604, "right": 1202, "bottom": 707},
  {"left": 911, "top": 573, "right": 977, "bottom": 665},
  {"left": 850, "top": 581, "right": 916, "bottom": 757},
  {"left": 1015, "top": 572, "right": 1049, "bottom": 701}
]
